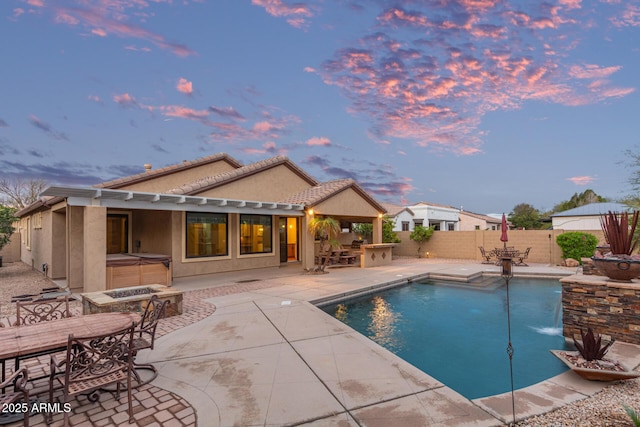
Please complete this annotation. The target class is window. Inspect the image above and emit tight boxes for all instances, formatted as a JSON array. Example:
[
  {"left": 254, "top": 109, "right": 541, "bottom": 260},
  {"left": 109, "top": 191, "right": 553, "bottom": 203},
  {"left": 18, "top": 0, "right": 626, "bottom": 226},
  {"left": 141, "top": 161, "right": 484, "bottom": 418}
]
[
  {"left": 414, "top": 219, "right": 423, "bottom": 227},
  {"left": 240, "top": 214, "right": 272, "bottom": 254},
  {"left": 401, "top": 221, "right": 409, "bottom": 231},
  {"left": 448, "top": 223, "right": 455, "bottom": 231},
  {"left": 107, "top": 214, "right": 129, "bottom": 254},
  {"left": 186, "top": 212, "right": 227, "bottom": 258},
  {"left": 475, "top": 225, "right": 480, "bottom": 230}
]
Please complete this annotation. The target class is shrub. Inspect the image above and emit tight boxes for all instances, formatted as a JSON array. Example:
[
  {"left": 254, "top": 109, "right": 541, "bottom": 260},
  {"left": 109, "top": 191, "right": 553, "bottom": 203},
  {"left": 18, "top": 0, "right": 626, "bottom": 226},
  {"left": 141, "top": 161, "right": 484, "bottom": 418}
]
[
  {"left": 556, "top": 232, "right": 598, "bottom": 263},
  {"left": 573, "top": 328, "right": 614, "bottom": 361}
]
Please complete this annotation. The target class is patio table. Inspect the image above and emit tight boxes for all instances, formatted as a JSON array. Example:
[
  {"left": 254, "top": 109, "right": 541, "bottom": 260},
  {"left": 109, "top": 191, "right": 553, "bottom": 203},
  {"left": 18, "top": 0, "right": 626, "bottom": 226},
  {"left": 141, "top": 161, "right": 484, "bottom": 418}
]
[{"left": 0, "top": 312, "right": 140, "bottom": 382}]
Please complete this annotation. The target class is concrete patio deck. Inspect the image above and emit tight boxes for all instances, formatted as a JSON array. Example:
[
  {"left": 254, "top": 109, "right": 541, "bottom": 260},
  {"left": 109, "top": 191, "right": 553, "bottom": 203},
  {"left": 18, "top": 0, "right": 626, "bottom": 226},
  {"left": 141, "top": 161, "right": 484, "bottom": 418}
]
[{"left": 9, "top": 259, "right": 640, "bottom": 426}]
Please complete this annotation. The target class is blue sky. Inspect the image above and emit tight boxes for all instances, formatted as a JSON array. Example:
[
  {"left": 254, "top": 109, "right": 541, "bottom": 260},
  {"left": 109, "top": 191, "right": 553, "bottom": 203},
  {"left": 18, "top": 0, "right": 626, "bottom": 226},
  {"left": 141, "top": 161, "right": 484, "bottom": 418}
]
[{"left": 1, "top": 0, "right": 639, "bottom": 214}]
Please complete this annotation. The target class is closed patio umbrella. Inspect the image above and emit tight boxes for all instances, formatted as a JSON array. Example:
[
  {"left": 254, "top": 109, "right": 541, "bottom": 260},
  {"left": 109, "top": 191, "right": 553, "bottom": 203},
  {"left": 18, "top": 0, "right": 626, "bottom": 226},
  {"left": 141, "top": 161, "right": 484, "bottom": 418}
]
[{"left": 500, "top": 213, "right": 508, "bottom": 249}]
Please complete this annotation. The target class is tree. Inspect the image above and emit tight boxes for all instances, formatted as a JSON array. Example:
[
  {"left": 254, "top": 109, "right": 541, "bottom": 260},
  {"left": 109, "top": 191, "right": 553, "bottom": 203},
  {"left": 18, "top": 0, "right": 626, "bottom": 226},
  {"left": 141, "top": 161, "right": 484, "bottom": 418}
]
[
  {"left": 551, "top": 189, "right": 608, "bottom": 213},
  {"left": 509, "top": 203, "right": 544, "bottom": 230},
  {"left": 351, "top": 222, "right": 372, "bottom": 242},
  {"left": 0, "top": 177, "right": 48, "bottom": 209},
  {"left": 382, "top": 216, "right": 401, "bottom": 243},
  {"left": 308, "top": 216, "right": 341, "bottom": 272},
  {"left": 0, "top": 205, "right": 18, "bottom": 252},
  {"left": 409, "top": 225, "right": 434, "bottom": 258},
  {"left": 624, "top": 146, "right": 640, "bottom": 197}
]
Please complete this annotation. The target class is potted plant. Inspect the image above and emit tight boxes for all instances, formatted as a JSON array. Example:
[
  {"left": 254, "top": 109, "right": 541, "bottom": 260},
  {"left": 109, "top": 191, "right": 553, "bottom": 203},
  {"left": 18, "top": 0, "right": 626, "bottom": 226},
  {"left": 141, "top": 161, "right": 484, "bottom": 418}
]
[
  {"left": 550, "top": 328, "right": 640, "bottom": 381},
  {"left": 592, "top": 211, "right": 640, "bottom": 281}
]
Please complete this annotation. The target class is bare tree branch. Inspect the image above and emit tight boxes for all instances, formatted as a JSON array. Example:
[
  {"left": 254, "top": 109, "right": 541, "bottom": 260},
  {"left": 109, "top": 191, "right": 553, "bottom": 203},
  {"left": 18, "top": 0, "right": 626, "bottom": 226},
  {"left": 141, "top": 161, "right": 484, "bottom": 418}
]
[{"left": 0, "top": 178, "right": 49, "bottom": 209}]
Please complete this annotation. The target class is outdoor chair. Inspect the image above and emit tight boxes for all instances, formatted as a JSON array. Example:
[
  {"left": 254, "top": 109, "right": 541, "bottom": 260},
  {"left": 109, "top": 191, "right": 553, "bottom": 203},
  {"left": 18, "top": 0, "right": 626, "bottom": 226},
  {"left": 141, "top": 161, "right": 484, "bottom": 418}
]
[
  {"left": 516, "top": 247, "right": 531, "bottom": 266},
  {"left": 478, "top": 246, "right": 494, "bottom": 264},
  {"left": 0, "top": 368, "right": 29, "bottom": 427},
  {"left": 48, "top": 322, "right": 137, "bottom": 427},
  {"left": 130, "top": 295, "right": 169, "bottom": 386},
  {"left": 14, "top": 295, "right": 72, "bottom": 326}
]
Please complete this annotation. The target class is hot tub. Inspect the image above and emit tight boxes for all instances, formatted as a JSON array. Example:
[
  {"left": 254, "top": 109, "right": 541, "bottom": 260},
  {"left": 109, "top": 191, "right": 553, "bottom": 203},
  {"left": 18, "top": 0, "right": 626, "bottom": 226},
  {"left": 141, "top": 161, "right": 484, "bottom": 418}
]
[{"left": 106, "top": 253, "right": 172, "bottom": 290}]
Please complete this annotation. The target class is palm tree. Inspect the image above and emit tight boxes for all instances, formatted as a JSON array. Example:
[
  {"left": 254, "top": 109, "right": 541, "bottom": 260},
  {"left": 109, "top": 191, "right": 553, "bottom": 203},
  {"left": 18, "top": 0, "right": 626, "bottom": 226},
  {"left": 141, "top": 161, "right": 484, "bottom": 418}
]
[{"left": 308, "top": 216, "right": 341, "bottom": 272}]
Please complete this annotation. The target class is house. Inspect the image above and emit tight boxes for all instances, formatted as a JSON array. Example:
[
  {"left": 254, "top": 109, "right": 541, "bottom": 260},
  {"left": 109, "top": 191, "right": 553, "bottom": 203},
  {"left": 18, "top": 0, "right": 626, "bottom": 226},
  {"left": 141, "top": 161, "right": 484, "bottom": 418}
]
[
  {"left": 551, "top": 202, "right": 632, "bottom": 230},
  {"left": 457, "top": 210, "right": 503, "bottom": 231},
  {"left": 380, "top": 203, "right": 415, "bottom": 232},
  {"left": 15, "top": 154, "right": 386, "bottom": 294},
  {"left": 409, "top": 202, "right": 459, "bottom": 231}
]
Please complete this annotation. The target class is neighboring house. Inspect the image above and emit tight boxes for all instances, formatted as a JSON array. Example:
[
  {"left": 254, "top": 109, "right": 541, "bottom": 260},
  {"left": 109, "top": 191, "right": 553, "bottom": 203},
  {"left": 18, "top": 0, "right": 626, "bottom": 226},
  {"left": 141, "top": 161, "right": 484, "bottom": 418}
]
[
  {"left": 16, "top": 154, "right": 386, "bottom": 293},
  {"left": 551, "top": 202, "right": 632, "bottom": 230},
  {"left": 380, "top": 203, "right": 415, "bottom": 232},
  {"left": 409, "top": 202, "right": 459, "bottom": 231},
  {"left": 458, "top": 210, "right": 503, "bottom": 231}
]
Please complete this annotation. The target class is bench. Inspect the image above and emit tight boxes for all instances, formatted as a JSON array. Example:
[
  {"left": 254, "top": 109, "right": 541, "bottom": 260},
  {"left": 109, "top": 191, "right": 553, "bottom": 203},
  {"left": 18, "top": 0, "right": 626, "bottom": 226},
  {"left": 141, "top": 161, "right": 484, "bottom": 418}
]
[{"left": 339, "top": 255, "right": 358, "bottom": 265}]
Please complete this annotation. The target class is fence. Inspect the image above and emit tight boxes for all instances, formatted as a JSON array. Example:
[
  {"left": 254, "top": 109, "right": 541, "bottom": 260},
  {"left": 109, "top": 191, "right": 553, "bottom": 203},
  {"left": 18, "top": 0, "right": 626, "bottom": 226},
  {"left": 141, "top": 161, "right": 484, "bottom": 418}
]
[{"left": 391, "top": 229, "right": 605, "bottom": 265}]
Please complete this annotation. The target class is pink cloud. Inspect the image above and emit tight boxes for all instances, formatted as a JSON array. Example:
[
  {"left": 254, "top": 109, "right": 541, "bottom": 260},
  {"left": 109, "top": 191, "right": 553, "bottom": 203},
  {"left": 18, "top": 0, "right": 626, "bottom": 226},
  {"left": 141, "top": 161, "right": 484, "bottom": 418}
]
[
  {"left": 156, "top": 106, "right": 209, "bottom": 120},
  {"left": 611, "top": 5, "right": 640, "bottom": 27},
  {"left": 176, "top": 78, "right": 193, "bottom": 95},
  {"left": 113, "top": 93, "right": 137, "bottom": 107},
  {"left": 569, "top": 64, "right": 622, "bottom": 79},
  {"left": 51, "top": 3, "right": 196, "bottom": 57},
  {"left": 252, "top": 0, "right": 313, "bottom": 28},
  {"left": 567, "top": 176, "right": 596, "bottom": 185},
  {"left": 306, "top": 137, "right": 331, "bottom": 146},
  {"left": 318, "top": 2, "right": 634, "bottom": 155}
]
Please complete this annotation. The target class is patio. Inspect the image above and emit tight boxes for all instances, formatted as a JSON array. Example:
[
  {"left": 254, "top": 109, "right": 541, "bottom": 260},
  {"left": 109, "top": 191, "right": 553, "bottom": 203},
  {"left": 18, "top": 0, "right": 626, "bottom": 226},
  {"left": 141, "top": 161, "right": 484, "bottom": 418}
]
[{"left": 2, "top": 259, "right": 640, "bottom": 426}]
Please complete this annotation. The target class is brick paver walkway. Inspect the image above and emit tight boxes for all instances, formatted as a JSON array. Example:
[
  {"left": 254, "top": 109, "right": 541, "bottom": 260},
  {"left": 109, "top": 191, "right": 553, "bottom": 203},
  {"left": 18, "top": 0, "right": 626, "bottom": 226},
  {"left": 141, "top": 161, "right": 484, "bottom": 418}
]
[{"left": 2, "top": 279, "right": 282, "bottom": 427}]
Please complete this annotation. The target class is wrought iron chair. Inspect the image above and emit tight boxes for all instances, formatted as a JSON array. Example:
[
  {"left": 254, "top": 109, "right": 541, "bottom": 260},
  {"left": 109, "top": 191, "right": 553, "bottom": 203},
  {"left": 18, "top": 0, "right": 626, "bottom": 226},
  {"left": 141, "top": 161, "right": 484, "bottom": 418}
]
[
  {"left": 0, "top": 368, "right": 30, "bottom": 427},
  {"left": 14, "top": 295, "right": 72, "bottom": 326},
  {"left": 48, "top": 322, "right": 137, "bottom": 426},
  {"left": 478, "top": 246, "right": 494, "bottom": 264},
  {"left": 130, "top": 295, "right": 169, "bottom": 385}
]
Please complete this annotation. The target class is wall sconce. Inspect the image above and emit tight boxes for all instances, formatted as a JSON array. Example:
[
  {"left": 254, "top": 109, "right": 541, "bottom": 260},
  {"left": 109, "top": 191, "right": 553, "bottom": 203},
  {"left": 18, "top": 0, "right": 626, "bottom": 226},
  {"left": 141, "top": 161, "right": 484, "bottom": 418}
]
[
  {"left": 307, "top": 209, "right": 314, "bottom": 216},
  {"left": 378, "top": 213, "right": 383, "bottom": 218}
]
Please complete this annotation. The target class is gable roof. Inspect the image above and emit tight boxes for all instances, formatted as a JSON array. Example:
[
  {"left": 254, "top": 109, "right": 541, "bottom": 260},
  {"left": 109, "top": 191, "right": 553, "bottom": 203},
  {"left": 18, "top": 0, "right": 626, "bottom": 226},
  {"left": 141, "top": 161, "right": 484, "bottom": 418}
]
[
  {"left": 96, "top": 153, "right": 243, "bottom": 189},
  {"left": 551, "top": 202, "right": 632, "bottom": 217},
  {"left": 411, "top": 201, "right": 459, "bottom": 210},
  {"left": 280, "top": 179, "right": 386, "bottom": 214},
  {"left": 168, "top": 155, "right": 318, "bottom": 195},
  {"left": 459, "top": 210, "right": 501, "bottom": 223},
  {"left": 380, "top": 202, "right": 414, "bottom": 217}
]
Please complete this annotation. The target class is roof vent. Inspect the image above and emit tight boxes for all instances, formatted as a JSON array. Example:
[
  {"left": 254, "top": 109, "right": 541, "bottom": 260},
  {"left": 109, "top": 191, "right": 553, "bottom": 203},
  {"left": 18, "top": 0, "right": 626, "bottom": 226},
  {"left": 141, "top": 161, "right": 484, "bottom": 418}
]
[{"left": 144, "top": 164, "right": 152, "bottom": 172}]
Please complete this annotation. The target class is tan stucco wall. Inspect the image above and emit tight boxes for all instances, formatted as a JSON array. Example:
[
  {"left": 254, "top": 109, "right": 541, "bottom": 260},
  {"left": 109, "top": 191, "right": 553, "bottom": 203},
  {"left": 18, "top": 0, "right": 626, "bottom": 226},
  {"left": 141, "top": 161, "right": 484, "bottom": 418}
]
[
  {"left": 131, "top": 210, "right": 173, "bottom": 255},
  {"left": 115, "top": 160, "right": 238, "bottom": 193},
  {"left": 393, "top": 229, "right": 606, "bottom": 265},
  {"left": 67, "top": 206, "right": 85, "bottom": 293},
  {"left": 83, "top": 206, "right": 107, "bottom": 292},
  {"left": 18, "top": 210, "right": 52, "bottom": 274},
  {"left": 311, "top": 188, "right": 381, "bottom": 218},
  {"left": 0, "top": 232, "right": 21, "bottom": 263},
  {"left": 170, "top": 211, "right": 283, "bottom": 278},
  {"left": 193, "top": 165, "right": 313, "bottom": 201},
  {"left": 51, "top": 210, "right": 66, "bottom": 279}
]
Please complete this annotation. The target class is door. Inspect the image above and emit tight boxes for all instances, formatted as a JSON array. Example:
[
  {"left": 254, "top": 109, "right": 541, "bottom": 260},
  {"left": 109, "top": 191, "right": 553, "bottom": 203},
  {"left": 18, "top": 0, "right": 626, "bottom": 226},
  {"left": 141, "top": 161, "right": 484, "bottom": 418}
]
[{"left": 279, "top": 217, "right": 298, "bottom": 263}]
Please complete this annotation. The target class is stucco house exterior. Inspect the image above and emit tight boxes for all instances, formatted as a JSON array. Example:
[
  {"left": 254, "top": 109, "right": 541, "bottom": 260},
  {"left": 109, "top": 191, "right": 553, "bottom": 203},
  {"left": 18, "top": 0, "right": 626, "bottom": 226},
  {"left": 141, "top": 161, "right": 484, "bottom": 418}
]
[
  {"left": 551, "top": 202, "right": 632, "bottom": 230},
  {"left": 457, "top": 210, "right": 503, "bottom": 231},
  {"left": 409, "top": 202, "right": 459, "bottom": 231},
  {"left": 380, "top": 203, "right": 415, "bottom": 232},
  {"left": 15, "top": 154, "right": 386, "bottom": 294}
]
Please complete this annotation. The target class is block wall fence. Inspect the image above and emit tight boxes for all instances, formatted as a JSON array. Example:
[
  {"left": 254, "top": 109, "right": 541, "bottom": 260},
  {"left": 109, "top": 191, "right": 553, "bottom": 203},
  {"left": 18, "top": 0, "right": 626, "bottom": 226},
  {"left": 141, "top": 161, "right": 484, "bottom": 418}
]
[{"left": 392, "top": 229, "right": 605, "bottom": 265}]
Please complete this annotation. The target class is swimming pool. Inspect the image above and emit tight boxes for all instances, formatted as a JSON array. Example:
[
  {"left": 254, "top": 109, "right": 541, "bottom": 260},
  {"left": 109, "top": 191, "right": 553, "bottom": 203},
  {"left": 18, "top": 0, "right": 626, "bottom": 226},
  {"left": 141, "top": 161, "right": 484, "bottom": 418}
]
[{"left": 321, "top": 277, "right": 571, "bottom": 399}]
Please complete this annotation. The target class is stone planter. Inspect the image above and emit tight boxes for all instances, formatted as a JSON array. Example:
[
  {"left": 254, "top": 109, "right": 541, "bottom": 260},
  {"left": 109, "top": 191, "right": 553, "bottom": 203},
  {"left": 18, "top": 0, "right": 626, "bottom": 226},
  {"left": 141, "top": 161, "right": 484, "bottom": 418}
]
[
  {"left": 550, "top": 350, "right": 640, "bottom": 381},
  {"left": 591, "top": 257, "right": 640, "bottom": 282}
]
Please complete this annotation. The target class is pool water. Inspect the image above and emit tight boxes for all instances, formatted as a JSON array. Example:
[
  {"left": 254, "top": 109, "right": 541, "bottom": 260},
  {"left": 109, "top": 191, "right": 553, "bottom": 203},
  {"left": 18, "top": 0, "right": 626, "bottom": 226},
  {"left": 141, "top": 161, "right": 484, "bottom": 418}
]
[{"left": 321, "top": 277, "right": 571, "bottom": 399}]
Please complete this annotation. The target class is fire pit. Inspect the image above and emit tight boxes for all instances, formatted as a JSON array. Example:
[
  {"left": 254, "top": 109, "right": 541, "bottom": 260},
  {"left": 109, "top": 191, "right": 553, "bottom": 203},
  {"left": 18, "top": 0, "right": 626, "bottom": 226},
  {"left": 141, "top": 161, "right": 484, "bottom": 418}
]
[{"left": 81, "top": 284, "right": 183, "bottom": 317}]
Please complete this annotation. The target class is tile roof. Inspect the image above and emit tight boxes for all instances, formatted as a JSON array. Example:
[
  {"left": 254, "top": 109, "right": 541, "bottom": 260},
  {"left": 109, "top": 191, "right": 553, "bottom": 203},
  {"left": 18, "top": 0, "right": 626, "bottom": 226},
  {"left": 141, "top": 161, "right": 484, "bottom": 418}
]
[
  {"left": 95, "top": 153, "right": 243, "bottom": 189},
  {"left": 551, "top": 202, "right": 633, "bottom": 217},
  {"left": 280, "top": 179, "right": 387, "bottom": 213},
  {"left": 380, "top": 202, "right": 413, "bottom": 217},
  {"left": 168, "top": 155, "right": 318, "bottom": 195},
  {"left": 459, "top": 210, "right": 501, "bottom": 223}
]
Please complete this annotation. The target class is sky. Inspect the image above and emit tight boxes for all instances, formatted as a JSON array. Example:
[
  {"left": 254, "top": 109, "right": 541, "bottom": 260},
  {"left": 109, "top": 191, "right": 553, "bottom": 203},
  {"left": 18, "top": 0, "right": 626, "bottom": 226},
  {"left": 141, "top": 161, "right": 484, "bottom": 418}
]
[{"left": 1, "top": 0, "right": 639, "bottom": 215}]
